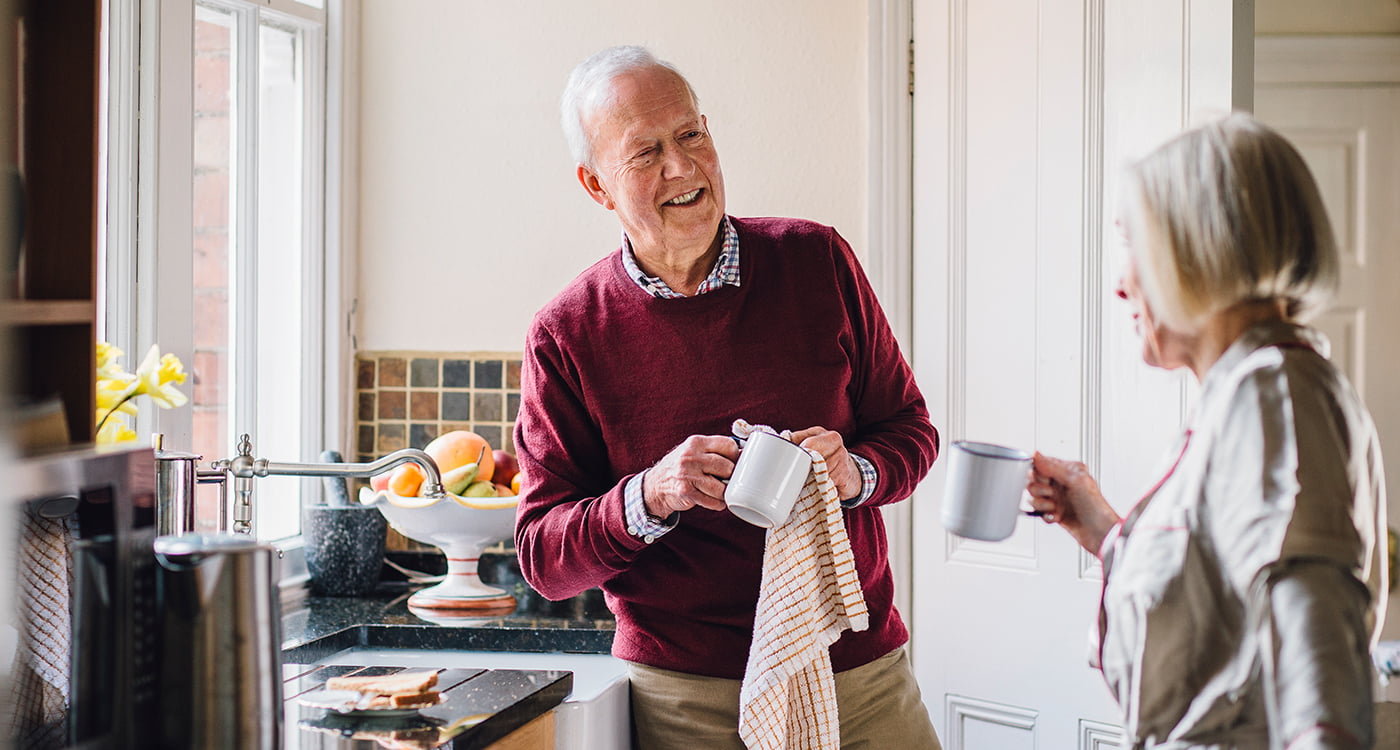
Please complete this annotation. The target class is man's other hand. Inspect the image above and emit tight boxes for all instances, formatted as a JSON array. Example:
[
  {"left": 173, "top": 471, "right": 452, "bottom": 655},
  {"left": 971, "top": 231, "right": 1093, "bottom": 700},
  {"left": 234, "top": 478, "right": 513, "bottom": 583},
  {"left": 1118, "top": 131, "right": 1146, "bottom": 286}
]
[
  {"left": 642, "top": 435, "right": 742, "bottom": 518},
  {"left": 789, "top": 426, "right": 862, "bottom": 501}
]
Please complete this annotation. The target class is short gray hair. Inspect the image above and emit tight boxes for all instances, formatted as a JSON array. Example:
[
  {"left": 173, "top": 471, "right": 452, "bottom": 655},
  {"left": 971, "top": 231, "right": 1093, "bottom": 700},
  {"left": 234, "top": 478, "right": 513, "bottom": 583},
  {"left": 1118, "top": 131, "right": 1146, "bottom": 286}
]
[
  {"left": 560, "top": 45, "right": 699, "bottom": 168},
  {"left": 1120, "top": 113, "right": 1339, "bottom": 331}
]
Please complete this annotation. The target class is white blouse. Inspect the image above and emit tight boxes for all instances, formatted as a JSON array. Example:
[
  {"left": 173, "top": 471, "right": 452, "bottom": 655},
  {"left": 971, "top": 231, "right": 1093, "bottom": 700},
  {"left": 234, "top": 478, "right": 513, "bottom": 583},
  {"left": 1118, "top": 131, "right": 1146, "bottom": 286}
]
[{"left": 1098, "top": 321, "right": 1388, "bottom": 749}]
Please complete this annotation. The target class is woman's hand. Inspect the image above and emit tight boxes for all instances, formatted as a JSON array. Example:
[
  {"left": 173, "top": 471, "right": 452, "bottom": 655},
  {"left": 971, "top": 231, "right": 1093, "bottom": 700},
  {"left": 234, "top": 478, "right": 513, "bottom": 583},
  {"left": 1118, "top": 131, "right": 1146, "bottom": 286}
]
[
  {"left": 789, "top": 426, "right": 863, "bottom": 501},
  {"left": 642, "top": 435, "right": 742, "bottom": 518},
  {"left": 1026, "top": 452, "right": 1121, "bottom": 555}
]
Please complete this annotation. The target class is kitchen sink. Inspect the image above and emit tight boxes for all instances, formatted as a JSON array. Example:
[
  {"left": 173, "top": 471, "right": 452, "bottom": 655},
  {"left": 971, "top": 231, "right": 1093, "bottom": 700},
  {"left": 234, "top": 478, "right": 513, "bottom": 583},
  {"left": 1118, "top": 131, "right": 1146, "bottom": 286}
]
[{"left": 313, "top": 647, "right": 631, "bottom": 750}]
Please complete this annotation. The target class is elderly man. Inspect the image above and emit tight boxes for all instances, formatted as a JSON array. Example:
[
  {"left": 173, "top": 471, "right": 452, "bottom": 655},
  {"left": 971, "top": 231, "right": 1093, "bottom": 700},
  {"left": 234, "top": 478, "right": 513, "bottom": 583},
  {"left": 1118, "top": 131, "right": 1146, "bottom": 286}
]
[{"left": 513, "top": 45, "right": 942, "bottom": 750}]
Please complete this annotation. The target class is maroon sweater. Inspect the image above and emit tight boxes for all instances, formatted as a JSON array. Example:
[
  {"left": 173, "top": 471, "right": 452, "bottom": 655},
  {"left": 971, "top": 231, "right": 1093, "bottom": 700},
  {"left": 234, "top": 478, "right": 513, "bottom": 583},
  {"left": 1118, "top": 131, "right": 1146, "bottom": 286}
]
[{"left": 513, "top": 216, "right": 938, "bottom": 679}]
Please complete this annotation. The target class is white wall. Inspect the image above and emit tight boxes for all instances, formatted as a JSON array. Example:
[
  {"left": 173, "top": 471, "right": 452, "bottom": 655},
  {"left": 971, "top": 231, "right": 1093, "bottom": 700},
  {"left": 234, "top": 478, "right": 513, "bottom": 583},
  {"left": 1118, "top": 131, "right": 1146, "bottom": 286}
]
[{"left": 356, "top": 1, "right": 869, "bottom": 352}]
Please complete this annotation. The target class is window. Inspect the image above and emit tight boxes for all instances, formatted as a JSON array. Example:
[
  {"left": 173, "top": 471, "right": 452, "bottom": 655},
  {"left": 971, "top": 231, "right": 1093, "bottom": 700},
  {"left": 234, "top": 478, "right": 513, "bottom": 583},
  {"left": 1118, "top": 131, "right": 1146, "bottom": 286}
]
[{"left": 100, "top": 0, "right": 333, "bottom": 545}]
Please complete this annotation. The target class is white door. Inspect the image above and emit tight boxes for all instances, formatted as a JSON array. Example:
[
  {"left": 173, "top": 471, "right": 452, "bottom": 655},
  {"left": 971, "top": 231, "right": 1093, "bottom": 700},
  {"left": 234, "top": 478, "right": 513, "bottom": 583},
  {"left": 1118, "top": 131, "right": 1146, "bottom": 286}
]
[
  {"left": 1254, "top": 36, "right": 1400, "bottom": 658},
  {"left": 909, "top": 2, "right": 1252, "bottom": 748}
]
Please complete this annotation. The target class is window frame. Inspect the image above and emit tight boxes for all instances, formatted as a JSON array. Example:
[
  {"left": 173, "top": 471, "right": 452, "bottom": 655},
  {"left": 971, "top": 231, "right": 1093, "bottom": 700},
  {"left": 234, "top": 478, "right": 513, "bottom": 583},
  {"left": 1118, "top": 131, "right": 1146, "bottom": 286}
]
[{"left": 100, "top": 0, "right": 347, "bottom": 579}]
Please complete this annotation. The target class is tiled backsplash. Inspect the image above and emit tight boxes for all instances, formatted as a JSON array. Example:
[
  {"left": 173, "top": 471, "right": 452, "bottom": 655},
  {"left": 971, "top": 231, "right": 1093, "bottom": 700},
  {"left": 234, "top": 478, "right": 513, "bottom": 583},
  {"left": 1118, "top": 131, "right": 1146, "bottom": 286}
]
[
  {"left": 355, "top": 352, "right": 523, "bottom": 463},
  {"left": 356, "top": 352, "right": 523, "bottom": 552}
]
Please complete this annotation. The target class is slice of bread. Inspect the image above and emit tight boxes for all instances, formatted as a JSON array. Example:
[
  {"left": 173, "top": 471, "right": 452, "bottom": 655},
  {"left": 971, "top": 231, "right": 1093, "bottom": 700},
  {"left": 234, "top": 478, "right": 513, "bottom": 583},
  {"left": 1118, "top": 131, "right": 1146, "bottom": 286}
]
[
  {"left": 362, "top": 690, "right": 441, "bottom": 709},
  {"left": 326, "top": 669, "right": 440, "bottom": 696}
]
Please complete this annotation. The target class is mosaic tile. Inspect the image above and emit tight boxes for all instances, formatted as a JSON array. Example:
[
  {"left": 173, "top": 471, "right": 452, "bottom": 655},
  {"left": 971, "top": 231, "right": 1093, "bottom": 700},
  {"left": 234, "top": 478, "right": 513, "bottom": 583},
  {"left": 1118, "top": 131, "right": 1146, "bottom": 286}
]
[
  {"left": 409, "top": 423, "right": 436, "bottom": 450},
  {"left": 356, "top": 358, "right": 375, "bottom": 389},
  {"left": 473, "top": 425, "right": 502, "bottom": 450},
  {"left": 378, "top": 391, "right": 407, "bottom": 420},
  {"left": 410, "top": 391, "right": 439, "bottom": 420},
  {"left": 475, "top": 360, "right": 503, "bottom": 389},
  {"left": 443, "top": 359, "right": 472, "bottom": 388},
  {"left": 377, "top": 423, "right": 406, "bottom": 453},
  {"left": 410, "top": 358, "right": 439, "bottom": 387},
  {"left": 442, "top": 392, "right": 472, "bottom": 421},
  {"left": 357, "top": 353, "right": 523, "bottom": 479},
  {"left": 474, "top": 392, "right": 503, "bottom": 422},
  {"left": 379, "top": 358, "right": 407, "bottom": 387}
]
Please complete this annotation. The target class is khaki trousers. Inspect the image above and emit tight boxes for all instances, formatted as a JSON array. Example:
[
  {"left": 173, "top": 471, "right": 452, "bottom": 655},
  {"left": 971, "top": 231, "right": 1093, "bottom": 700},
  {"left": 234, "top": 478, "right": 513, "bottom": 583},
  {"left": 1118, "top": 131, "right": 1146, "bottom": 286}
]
[{"left": 627, "top": 647, "right": 942, "bottom": 750}]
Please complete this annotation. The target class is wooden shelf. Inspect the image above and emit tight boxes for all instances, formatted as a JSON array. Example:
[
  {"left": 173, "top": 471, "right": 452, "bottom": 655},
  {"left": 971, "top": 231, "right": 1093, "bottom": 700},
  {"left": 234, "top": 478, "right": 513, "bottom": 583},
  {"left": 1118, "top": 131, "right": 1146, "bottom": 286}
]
[
  {"left": 2, "top": 0, "right": 102, "bottom": 447},
  {"left": 1, "top": 299, "right": 97, "bottom": 326}
]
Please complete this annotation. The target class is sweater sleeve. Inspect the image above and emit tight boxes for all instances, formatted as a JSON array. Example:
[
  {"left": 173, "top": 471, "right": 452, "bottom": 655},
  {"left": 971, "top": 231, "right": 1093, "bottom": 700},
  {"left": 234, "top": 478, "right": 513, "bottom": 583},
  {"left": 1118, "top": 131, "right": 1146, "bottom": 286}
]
[
  {"left": 829, "top": 229, "right": 939, "bottom": 506},
  {"left": 512, "top": 316, "right": 652, "bottom": 601}
]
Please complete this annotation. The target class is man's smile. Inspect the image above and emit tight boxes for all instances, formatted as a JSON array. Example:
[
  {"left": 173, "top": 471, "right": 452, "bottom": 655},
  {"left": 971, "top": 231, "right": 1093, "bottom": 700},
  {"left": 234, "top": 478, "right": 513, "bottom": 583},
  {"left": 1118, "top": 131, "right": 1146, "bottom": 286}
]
[{"left": 665, "top": 188, "right": 702, "bottom": 206}]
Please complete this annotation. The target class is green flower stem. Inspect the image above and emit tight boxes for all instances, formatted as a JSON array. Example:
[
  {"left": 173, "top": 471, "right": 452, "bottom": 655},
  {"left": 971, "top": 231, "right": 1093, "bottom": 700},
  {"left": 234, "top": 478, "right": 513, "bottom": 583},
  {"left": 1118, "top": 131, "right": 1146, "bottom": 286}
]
[{"left": 95, "top": 393, "right": 137, "bottom": 434}]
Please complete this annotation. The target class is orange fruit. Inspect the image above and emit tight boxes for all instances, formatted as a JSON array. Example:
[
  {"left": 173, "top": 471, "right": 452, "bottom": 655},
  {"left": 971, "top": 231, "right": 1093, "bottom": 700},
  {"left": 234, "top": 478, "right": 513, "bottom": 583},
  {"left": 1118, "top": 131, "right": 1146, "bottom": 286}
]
[
  {"left": 388, "top": 463, "right": 426, "bottom": 497},
  {"left": 424, "top": 430, "right": 495, "bottom": 482},
  {"left": 510, "top": 472, "right": 522, "bottom": 496}
]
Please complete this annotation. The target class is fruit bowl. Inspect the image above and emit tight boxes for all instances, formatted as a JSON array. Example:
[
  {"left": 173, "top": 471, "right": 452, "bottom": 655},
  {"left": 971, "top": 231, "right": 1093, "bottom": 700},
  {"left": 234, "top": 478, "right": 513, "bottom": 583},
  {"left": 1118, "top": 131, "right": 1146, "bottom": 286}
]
[{"left": 358, "top": 486, "right": 519, "bottom": 610}]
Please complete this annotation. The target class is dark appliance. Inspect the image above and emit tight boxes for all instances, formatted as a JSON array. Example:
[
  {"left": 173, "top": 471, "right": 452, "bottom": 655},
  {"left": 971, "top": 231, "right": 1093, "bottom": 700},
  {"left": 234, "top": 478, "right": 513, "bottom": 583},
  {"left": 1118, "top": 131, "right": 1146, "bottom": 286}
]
[{"left": 10, "top": 445, "right": 161, "bottom": 749}]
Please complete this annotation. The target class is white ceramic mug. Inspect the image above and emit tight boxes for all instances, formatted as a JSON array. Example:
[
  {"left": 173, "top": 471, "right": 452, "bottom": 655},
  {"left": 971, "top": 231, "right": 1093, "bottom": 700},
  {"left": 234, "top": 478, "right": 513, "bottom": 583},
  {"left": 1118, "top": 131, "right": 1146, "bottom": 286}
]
[
  {"left": 725, "top": 430, "right": 813, "bottom": 528},
  {"left": 941, "top": 440, "right": 1034, "bottom": 541}
]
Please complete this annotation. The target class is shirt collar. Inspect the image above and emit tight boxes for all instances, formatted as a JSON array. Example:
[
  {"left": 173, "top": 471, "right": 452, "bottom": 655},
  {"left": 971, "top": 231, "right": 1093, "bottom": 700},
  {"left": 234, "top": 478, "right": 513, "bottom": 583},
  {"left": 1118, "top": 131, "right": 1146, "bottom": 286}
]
[
  {"left": 620, "top": 216, "right": 741, "bottom": 299},
  {"left": 1192, "top": 320, "right": 1330, "bottom": 425},
  {"left": 1206, "top": 319, "right": 1329, "bottom": 383}
]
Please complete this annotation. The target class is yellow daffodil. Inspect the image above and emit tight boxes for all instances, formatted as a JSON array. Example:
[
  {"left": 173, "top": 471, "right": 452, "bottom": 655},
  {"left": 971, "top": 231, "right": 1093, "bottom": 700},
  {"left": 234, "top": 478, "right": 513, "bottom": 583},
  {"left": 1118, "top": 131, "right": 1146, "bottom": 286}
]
[
  {"left": 131, "top": 345, "right": 189, "bottom": 410},
  {"left": 96, "top": 341, "right": 125, "bottom": 379},
  {"left": 95, "top": 341, "right": 189, "bottom": 444},
  {"left": 95, "top": 413, "right": 137, "bottom": 444}
]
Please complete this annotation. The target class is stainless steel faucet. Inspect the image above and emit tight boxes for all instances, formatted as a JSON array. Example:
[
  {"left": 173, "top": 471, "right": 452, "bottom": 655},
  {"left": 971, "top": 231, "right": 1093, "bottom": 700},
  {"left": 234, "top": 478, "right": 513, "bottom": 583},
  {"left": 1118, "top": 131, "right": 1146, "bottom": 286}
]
[{"left": 211, "top": 433, "right": 445, "bottom": 534}]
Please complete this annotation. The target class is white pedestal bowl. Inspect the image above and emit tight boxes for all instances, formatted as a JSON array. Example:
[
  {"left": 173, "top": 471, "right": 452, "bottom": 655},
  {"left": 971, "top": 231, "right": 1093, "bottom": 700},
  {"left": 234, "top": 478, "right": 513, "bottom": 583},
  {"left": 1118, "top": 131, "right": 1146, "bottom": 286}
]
[{"left": 358, "top": 486, "right": 518, "bottom": 611}]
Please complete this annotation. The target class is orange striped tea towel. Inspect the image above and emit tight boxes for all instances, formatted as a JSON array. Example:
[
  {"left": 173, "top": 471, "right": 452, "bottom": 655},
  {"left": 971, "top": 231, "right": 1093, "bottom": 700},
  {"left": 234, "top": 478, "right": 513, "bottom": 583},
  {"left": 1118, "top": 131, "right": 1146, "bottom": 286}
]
[{"left": 734, "top": 420, "right": 869, "bottom": 750}]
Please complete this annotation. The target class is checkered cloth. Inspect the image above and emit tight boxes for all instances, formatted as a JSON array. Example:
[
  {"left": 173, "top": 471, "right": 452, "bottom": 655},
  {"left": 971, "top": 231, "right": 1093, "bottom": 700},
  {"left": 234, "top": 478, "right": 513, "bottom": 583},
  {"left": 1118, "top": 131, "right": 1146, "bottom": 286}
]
[
  {"left": 8, "top": 509, "right": 73, "bottom": 749},
  {"left": 735, "top": 420, "right": 869, "bottom": 750}
]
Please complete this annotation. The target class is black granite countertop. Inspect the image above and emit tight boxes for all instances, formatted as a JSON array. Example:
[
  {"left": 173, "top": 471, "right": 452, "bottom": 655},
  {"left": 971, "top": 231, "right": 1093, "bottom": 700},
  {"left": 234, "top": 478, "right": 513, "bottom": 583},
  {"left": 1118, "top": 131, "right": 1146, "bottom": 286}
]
[
  {"left": 281, "top": 550, "right": 615, "bottom": 662},
  {"left": 279, "top": 551, "right": 616, "bottom": 748},
  {"left": 281, "top": 663, "right": 571, "bottom": 749}
]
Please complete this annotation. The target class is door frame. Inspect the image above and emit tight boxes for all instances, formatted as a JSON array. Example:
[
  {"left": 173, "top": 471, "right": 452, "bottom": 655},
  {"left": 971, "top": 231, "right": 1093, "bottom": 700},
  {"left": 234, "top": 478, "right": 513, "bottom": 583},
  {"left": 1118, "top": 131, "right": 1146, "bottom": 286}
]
[{"left": 865, "top": 0, "right": 917, "bottom": 623}]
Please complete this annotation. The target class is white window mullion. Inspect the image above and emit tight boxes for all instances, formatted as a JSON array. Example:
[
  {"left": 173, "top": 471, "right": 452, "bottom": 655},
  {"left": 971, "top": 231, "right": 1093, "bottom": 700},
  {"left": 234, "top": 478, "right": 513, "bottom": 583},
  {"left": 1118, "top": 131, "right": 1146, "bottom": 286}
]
[
  {"left": 299, "top": 20, "right": 327, "bottom": 473},
  {"left": 99, "top": 0, "right": 139, "bottom": 351},
  {"left": 230, "top": 0, "right": 260, "bottom": 486},
  {"left": 141, "top": 0, "right": 195, "bottom": 450}
]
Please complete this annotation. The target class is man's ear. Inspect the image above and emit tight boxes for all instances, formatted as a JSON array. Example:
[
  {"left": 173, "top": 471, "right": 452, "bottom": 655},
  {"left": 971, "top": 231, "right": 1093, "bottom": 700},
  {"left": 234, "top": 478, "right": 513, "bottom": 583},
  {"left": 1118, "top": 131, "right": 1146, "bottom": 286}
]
[{"left": 577, "top": 164, "right": 615, "bottom": 210}]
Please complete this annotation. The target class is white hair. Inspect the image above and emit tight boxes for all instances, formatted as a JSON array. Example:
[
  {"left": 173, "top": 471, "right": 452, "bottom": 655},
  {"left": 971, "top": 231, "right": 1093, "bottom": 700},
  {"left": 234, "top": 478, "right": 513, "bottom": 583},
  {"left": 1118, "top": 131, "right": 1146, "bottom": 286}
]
[
  {"left": 560, "top": 45, "right": 699, "bottom": 168},
  {"left": 1120, "top": 113, "right": 1339, "bottom": 331}
]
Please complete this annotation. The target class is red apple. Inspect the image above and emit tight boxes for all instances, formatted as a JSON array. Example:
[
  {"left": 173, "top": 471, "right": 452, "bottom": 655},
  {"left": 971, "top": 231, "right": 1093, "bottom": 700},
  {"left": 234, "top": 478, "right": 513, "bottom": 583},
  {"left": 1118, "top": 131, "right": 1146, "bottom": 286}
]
[{"left": 492, "top": 450, "right": 519, "bottom": 485}]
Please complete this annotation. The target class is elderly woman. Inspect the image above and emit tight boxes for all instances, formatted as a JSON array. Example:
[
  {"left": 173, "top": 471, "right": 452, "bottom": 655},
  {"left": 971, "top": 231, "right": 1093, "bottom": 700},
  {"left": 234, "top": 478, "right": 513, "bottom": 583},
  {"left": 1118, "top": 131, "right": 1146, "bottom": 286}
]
[{"left": 1029, "top": 114, "right": 1388, "bottom": 749}]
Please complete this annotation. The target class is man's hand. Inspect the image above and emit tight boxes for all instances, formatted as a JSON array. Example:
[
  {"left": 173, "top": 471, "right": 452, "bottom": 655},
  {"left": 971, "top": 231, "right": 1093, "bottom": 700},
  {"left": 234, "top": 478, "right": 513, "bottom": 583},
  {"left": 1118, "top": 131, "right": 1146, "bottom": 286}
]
[
  {"left": 642, "top": 435, "right": 742, "bottom": 519},
  {"left": 788, "top": 426, "right": 863, "bottom": 501}
]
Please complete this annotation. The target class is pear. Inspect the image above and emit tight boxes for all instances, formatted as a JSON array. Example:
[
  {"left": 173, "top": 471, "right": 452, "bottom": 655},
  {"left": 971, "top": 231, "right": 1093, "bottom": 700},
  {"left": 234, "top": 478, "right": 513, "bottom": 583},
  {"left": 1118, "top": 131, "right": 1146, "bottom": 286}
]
[
  {"left": 442, "top": 462, "right": 480, "bottom": 495},
  {"left": 463, "top": 480, "right": 497, "bottom": 498}
]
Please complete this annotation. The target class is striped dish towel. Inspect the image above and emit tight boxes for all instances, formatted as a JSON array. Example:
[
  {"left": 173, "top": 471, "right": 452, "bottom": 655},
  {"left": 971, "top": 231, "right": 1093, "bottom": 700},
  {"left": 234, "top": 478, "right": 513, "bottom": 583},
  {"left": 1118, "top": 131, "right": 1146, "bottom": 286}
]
[{"left": 735, "top": 420, "right": 869, "bottom": 750}]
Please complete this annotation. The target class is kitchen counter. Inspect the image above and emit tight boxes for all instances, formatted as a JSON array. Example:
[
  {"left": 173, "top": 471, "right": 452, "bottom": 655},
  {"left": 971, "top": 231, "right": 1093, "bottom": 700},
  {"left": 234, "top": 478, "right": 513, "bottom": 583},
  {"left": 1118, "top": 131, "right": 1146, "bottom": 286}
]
[
  {"left": 280, "top": 555, "right": 618, "bottom": 749},
  {"left": 281, "top": 582, "right": 615, "bottom": 662},
  {"left": 281, "top": 662, "right": 570, "bottom": 749}
]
